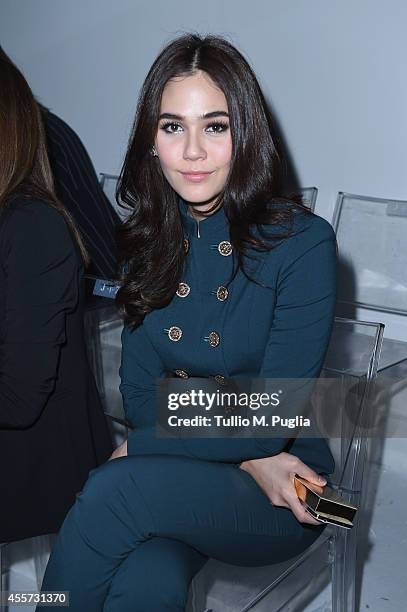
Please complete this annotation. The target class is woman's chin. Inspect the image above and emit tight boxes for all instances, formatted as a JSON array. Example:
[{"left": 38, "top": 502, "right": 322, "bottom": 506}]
[{"left": 178, "top": 189, "right": 222, "bottom": 208}]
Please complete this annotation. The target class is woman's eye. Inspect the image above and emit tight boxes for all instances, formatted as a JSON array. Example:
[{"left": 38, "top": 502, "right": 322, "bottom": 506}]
[
  {"left": 160, "top": 122, "right": 183, "bottom": 134},
  {"left": 206, "top": 122, "right": 229, "bottom": 134}
]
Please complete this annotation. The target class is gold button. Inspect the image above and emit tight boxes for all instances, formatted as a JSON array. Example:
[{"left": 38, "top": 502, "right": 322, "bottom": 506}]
[
  {"left": 208, "top": 331, "right": 220, "bottom": 347},
  {"left": 168, "top": 326, "right": 183, "bottom": 342},
  {"left": 183, "top": 238, "right": 190, "bottom": 254},
  {"left": 175, "top": 369, "right": 189, "bottom": 379},
  {"left": 214, "top": 374, "right": 226, "bottom": 385},
  {"left": 176, "top": 282, "right": 190, "bottom": 298},
  {"left": 218, "top": 241, "right": 232, "bottom": 256},
  {"left": 216, "top": 286, "right": 229, "bottom": 301}
]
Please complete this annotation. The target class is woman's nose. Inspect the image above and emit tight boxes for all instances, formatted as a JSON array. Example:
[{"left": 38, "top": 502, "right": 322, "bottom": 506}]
[{"left": 183, "top": 130, "right": 207, "bottom": 161}]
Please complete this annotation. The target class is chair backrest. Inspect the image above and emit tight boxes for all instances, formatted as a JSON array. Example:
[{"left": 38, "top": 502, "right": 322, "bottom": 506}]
[
  {"left": 187, "top": 316, "right": 384, "bottom": 612},
  {"left": 99, "top": 172, "right": 130, "bottom": 220},
  {"left": 283, "top": 186, "right": 318, "bottom": 211},
  {"left": 332, "top": 192, "right": 407, "bottom": 315},
  {"left": 299, "top": 186, "right": 318, "bottom": 211},
  {"left": 314, "top": 317, "right": 384, "bottom": 498}
]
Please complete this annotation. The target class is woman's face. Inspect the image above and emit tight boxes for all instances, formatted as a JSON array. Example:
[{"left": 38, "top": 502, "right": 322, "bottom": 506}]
[{"left": 155, "top": 70, "right": 232, "bottom": 212}]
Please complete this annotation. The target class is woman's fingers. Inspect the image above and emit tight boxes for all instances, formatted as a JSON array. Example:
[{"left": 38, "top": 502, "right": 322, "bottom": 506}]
[
  {"left": 291, "top": 457, "right": 326, "bottom": 487},
  {"left": 109, "top": 440, "right": 128, "bottom": 461},
  {"left": 287, "top": 494, "right": 323, "bottom": 525}
]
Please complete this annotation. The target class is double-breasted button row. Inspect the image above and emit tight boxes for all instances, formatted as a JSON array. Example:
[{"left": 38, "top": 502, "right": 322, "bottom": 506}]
[
  {"left": 174, "top": 371, "right": 227, "bottom": 385},
  {"left": 174, "top": 371, "right": 228, "bottom": 387},
  {"left": 175, "top": 282, "right": 228, "bottom": 301},
  {"left": 165, "top": 327, "right": 220, "bottom": 347}
]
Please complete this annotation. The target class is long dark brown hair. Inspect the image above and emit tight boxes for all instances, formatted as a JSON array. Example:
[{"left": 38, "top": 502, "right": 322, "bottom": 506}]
[
  {"left": 0, "top": 49, "right": 89, "bottom": 265},
  {"left": 117, "top": 33, "right": 311, "bottom": 328}
]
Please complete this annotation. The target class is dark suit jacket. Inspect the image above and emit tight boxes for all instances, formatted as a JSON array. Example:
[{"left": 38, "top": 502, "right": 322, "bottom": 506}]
[
  {"left": 43, "top": 110, "right": 119, "bottom": 279},
  {"left": 0, "top": 197, "right": 113, "bottom": 542}
]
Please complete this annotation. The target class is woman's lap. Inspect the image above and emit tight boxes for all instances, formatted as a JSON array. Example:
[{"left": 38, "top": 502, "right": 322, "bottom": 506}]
[
  {"left": 38, "top": 454, "right": 325, "bottom": 610},
  {"left": 75, "top": 454, "right": 325, "bottom": 566}
]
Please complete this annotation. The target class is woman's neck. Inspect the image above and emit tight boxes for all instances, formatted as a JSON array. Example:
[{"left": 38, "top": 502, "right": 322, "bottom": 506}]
[{"left": 187, "top": 200, "right": 223, "bottom": 221}]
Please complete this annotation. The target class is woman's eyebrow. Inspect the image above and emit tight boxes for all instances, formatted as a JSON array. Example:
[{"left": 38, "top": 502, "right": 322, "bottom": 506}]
[{"left": 159, "top": 111, "right": 229, "bottom": 120}]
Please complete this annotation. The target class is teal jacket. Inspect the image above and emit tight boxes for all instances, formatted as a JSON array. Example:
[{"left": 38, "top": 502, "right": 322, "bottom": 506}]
[{"left": 120, "top": 201, "right": 337, "bottom": 475}]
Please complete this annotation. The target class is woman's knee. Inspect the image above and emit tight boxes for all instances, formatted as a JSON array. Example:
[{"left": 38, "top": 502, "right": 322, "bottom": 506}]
[
  {"left": 79, "top": 456, "right": 151, "bottom": 502},
  {"left": 71, "top": 457, "right": 156, "bottom": 545}
]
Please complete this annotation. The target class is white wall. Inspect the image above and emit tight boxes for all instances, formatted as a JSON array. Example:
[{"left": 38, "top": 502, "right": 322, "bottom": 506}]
[{"left": 1, "top": 0, "right": 407, "bottom": 338}]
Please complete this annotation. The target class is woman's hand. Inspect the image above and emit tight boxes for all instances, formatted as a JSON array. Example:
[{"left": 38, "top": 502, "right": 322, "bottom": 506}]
[
  {"left": 109, "top": 440, "right": 128, "bottom": 461},
  {"left": 239, "top": 452, "right": 326, "bottom": 525}
]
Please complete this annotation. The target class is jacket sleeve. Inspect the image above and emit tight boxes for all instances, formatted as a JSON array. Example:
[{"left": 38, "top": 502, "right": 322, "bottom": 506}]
[
  {"left": 255, "top": 215, "right": 337, "bottom": 473},
  {"left": 122, "top": 214, "right": 337, "bottom": 466},
  {"left": 0, "top": 201, "right": 79, "bottom": 428}
]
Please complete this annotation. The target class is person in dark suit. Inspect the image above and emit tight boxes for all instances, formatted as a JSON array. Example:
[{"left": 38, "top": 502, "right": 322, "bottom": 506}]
[
  {"left": 39, "top": 35, "right": 336, "bottom": 611},
  {"left": 0, "top": 50, "right": 113, "bottom": 542},
  {"left": 41, "top": 108, "right": 120, "bottom": 280}
]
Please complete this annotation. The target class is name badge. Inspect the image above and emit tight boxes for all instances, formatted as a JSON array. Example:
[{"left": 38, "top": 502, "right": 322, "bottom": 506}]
[{"left": 93, "top": 279, "right": 120, "bottom": 299}]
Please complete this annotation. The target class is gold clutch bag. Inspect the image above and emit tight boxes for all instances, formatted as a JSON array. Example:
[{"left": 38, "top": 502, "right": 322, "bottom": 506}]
[{"left": 294, "top": 475, "right": 358, "bottom": 529}]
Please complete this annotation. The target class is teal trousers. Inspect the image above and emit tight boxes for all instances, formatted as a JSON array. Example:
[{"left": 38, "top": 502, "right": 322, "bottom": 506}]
[{"left": 38, "top": 455, "right": 325, "bottom": 611}]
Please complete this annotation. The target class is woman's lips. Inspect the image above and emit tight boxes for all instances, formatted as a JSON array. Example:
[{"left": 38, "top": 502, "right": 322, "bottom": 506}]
[{"left": 180, "top": 171, "right": 214, "bottom": 183}]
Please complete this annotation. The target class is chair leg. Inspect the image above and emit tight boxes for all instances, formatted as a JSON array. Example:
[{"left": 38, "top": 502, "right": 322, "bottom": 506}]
[
  {"left": 84, "top": 309, "right": 106, "bottom": 403},
  {"left": 33, "top": 534, "right": 56, "bottom": 591},
  {"left": 0, "top": 542, "right": 9, "bottom": 609},
  {"left": 331, "top": 522, "right": 357, "bottom": 612}
]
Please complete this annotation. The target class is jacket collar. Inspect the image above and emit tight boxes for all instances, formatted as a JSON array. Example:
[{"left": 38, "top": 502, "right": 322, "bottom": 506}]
[{"left": 178, "top": 198, "right": 229, "bottom": 239}]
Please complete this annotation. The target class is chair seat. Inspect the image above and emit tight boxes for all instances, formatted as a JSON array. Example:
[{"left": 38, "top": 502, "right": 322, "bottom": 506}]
[
  {"left": 187, "top": 528, "right": 333, "bottom": 612},
  {"left": 324, "top": 328, "right": 406, "bottom": 377}
]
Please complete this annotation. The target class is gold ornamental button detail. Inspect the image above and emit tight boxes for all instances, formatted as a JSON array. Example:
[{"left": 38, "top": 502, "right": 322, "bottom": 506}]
[
  {"left": 218, "top": 240, "right": 232, "bottom": 256},
  {"left": 214, "top": 374, "right": 226, "bottom": 385},
  {"left": 176, "top": 282, "right": 190, "bottom": 298},
  {"left": 175, "top": 369, "right": 189, "bottom": 379},
  {"left": 183, "top": 238, "right": 190, "bottom": 254},
  {"left": 216, "top": 286, "right": 229, "bottom": 301},
  {"left": 168, "top": 326, "right": 183, "bottom": 342},
  {"left": 208, "top": 331, "right": 220, "bottom": 347}
]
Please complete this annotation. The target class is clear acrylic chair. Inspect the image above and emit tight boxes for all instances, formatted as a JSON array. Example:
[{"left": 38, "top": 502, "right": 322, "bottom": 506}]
[
  {"left": 279, "top": 186, "right": 318, "bottom": 212},
  {"left": 99, "top": 172, "right": 131, "bottom": 221},
  {"left": 187, "top": 317, "right": 384, "bottom": 612},
  {"left": 84, "top": 275, "right": 127, "bottom": 429},
  {"left": 332, "top": 192, "right": 407, "bottom": 378},
  {"left": 0, "top": 536, "right": 56, "bottom": 609},
  {"left": 99, "top": 172, "right": 117, "bottom": 203},
  {"left": 299, "top": 186, "right": 318, "bottom": 211}
]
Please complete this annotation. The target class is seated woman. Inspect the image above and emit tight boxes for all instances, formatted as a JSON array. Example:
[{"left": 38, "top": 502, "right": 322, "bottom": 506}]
[
  {"left": 39, "top": 34, "right": 336, "bottom": 611},
  {"left": 0, "top": 51, "right": 113, "bottom": 543}
]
